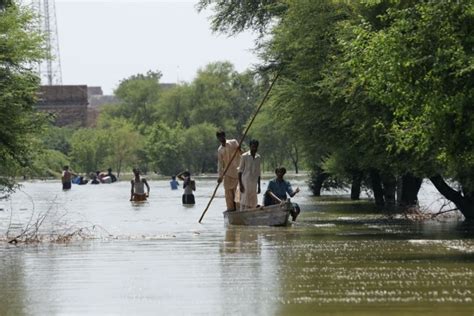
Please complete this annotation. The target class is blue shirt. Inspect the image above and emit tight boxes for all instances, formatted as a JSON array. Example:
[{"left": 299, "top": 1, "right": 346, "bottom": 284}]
[
  {"left": 264, "top": 178, "right": 294, "bottom": 206},
  {"left": 170, "top": 180, "right": 179, "bottom": 190}
]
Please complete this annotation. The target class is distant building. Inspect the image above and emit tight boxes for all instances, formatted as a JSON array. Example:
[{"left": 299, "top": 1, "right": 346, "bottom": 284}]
[
  {"left": 87, "top": 86, "right": 103, "bottom": 97},
  {"left": 37, "top": 83, "right": 178, "bottom": 127},
  {"left": 86, "top": 86, "right": 118, "bottom": 127},
  {"left": 36, "top": 85, "right": 89, "bottom": 127}
]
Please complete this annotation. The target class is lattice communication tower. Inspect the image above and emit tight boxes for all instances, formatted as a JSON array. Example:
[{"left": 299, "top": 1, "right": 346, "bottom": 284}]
[{"left": 34, "top": 0, "right": 62, "bottom": 85}]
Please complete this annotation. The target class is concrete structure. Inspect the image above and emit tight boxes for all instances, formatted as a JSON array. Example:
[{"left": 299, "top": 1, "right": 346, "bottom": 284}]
[
  {"left": 37, "top": 82, "right": 178, "bottom": 127},
  {"left": 36, "top": 85, "right": 88, "bottom": 127}
]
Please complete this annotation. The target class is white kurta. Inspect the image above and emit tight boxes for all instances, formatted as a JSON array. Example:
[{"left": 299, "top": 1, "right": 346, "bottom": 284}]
[{"left": 238, "top": 151, "right": 261, "bottom": 209}]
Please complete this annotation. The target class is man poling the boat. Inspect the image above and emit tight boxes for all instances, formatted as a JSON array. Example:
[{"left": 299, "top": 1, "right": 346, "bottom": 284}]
[{"left": 216, "top": 130, "right": 242, "bottom": 211}]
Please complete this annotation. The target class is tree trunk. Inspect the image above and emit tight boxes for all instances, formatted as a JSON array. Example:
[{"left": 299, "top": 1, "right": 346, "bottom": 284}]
[
  {"left": 398, "top": 173, "right": 422, "bottom": 208},
  {"left": 382, "top": 174, "right": 397, "bottom": 210},
  {"left": 310, "top": 169, "right": 329, "bottom": 196},
  {"left": 350, "top": 171, "right": 362, "bottom": 200},
  {"left": 369, "top": 169, "right": 385, "bottom": 208},
  {"left": 290, "top": 145, "right": 299, "bottom": 174},
  {"left": 429, "top": 175, "right": 474, "bottom": 221}
]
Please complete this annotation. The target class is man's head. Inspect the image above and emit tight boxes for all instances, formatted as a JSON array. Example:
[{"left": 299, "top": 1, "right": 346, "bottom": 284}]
[
  {"left": 133, "top": 168, "right": 140, "bottom": 176},
  {"left": 63, "top": 165, "right": 69, "bottom": 170},
  {"left": 275, "top": 167, "right": 286, "bottom": 179},
  {"left": 249, "top": 139, "right": 259, "bottom": 154},
  {"left": 107, "top": 168, "right": 112, "bottom": 173},
  {"left": 216, "top": 130, "right": 226, "bottom": 144}
]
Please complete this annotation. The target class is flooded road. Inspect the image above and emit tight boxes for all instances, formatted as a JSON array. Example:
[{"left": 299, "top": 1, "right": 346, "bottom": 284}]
[{"left": 0, "top": 177, "right": 473, "bottom": 315}]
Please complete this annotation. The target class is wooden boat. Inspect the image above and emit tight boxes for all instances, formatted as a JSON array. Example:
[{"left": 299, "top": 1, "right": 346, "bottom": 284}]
[{"left": 223, "top": 200, "right": 297, "bottom": 226}]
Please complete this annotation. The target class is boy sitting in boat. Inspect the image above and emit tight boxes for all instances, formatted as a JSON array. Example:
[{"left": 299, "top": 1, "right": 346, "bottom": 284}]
[{"left": 264, "top": 167, "right": 301, "bottom": 220}]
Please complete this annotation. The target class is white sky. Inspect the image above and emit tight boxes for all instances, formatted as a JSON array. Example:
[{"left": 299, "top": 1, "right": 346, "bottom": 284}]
[{"left": 51, "top": 0, "right": 259, "bottom": 94}]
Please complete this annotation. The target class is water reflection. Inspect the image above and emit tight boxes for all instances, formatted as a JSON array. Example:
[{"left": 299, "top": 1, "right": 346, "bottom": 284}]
[
  {"left": 221, "top": 227, "right": 260, "bottom": 254},
  {"left": 0, "top": 249, "right": 26, "bottom": 316},
  {"left": 219, "top": 226, "right": 280, "bottom": 316}
]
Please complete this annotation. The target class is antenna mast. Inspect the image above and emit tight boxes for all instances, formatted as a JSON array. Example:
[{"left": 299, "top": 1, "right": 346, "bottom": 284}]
[{"left": 35, "top": 0, "right": 62, "bottom": 85}]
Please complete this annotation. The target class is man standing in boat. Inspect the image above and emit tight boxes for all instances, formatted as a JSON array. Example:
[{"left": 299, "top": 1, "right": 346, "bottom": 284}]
[
  {"left": 216, "top": 130, "right": 242, "bottom": 211},
  {"left": 238, "top": 139, "right": 261, "bottom": 210}
]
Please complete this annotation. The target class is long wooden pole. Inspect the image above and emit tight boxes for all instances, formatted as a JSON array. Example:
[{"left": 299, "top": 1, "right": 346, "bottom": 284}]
[{"left": 198, "top": 71, "right": 280, "bottom": 223}]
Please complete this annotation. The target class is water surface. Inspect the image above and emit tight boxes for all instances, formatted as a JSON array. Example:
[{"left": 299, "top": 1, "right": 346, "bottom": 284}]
[{"left": 0, "top": 178, "right": 473, "bottom": 315}]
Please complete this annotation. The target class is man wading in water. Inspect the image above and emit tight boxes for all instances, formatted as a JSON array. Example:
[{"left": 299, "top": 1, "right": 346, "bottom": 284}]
[
  {"left": 130, "top": 168, "right": 150, "bottom": 201},
  {"left": 61, "top": 165, "right": 76, "bottom": 191}
]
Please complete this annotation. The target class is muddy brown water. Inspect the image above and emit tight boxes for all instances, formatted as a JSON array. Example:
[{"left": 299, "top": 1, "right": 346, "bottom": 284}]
[{"left": 0, "top": 178, "right": 473, "bottom": 315}]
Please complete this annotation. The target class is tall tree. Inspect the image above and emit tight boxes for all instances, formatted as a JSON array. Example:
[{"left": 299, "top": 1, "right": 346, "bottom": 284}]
[{"left": 0, "top": 2, "right": 47, "bottom": 196}]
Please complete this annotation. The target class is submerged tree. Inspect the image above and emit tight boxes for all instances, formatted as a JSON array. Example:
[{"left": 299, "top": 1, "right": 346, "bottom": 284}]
[{"left": 344, "top": 1, "right": 474, "bottom": 218}]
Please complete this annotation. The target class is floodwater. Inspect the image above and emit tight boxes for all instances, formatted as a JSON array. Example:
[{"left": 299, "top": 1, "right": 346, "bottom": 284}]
[{"left": 0, "top": 177, "right": 473, "bottom": 315}]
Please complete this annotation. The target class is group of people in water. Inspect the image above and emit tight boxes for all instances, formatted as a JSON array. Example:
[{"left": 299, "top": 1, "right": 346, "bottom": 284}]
[
  {"left": 61, "top": 130, "right": 300, "bottom": 218},
  {"left": 61, "top": 166, "right": 117, "bottom": 189}
]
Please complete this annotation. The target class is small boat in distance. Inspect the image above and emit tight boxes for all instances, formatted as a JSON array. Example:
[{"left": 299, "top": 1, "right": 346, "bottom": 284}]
[{"left": 223, "top": 200, "right": 299, "bottom": 226}]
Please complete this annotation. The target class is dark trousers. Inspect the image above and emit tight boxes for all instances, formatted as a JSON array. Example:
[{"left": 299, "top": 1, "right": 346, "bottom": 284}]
[{"left": 182, "top": 194, "right": 195, "bottom": 204}]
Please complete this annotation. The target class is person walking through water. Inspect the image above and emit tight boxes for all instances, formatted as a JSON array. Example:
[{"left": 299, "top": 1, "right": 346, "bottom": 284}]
[
  {"left": 61, "top": 165, "right": 76, "bottom": 190},
  {"left": 130, "top": 168, "right": 150, "bottom": 202},
  {"left": 177, "top": 170, "right": 195, "bottom": 205},
  {"left": 216, "top": 130, "right": 242, "bottom": 211},
  {"left": 170, "top": 175, "right": 179, "bottom": 190},
  {"left": 238, "top": 139, "right": 261, "bottom": 210}
]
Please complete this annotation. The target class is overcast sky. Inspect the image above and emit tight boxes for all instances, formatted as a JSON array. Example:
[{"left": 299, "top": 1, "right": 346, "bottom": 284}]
[{"left": 51, "top": 0, "right": 259, "bottom": 94}]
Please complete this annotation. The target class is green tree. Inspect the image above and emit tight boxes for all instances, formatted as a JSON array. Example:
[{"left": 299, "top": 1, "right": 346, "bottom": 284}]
[
  {"left": 197, "top": 0, "right": 286, "bottom": 36},
  {"left": 26, "top": 149, "right": 69, "bottom": 179},
  {"left": 0, "top": 3, "right": 47, "bottom": 195},
  {"left": 146, "top": 123, "right": 185, "bottom": 175},
  {"left": 69, "top": 129, "right": 109, "bottom": 173},
  {"left": 181, "top": 123, "right": 218, "bottom": 173},
  {"left": 250, "top": 108, "right": 299, "bottom": 172},
  {"left": 113, "top": 70, "right": 162, "bottom": 127},
  {"left": 155, "top": 84, "right": 193, "bottom": 128},
  {"left": 100, "top": 118, "right": 142, "bottom": 177},
  {"left": 189, "top": 62, "right": 236, "bottom": 128},
  {"left": 41, "top": 126, "right": 74, "bottom": 155}
]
